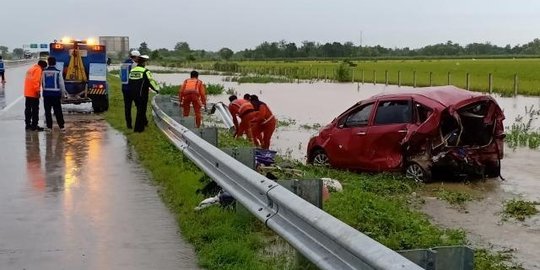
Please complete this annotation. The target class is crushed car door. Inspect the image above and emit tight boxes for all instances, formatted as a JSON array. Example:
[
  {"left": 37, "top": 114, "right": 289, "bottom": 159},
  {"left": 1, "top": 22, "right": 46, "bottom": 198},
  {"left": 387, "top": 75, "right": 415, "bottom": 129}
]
[
  {"left": 363, "top": 99, "right": 413, "bottom": 170},
  {"left": 324, "top": 103, "right": 374, "bottom": 169}
]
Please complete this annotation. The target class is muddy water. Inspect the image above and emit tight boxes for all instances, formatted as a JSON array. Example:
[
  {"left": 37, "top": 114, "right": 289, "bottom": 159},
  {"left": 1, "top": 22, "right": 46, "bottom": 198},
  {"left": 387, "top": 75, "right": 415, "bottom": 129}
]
[
  {"left": 156, "top": 72, "right": 540, "bottom": 268},
  {"left": 0, "top": 96, "right": 198, "bottom": 268}
]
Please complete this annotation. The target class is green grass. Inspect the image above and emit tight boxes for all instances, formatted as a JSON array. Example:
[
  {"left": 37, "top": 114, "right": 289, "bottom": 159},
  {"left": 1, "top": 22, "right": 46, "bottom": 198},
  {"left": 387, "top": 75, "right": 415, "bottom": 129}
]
[
  {"left": 503, "top": 199, "right": 539, "bottom": 221},
  {"left": 434, "top": 186, "right": 474, "bottom": 209},
  {"left": 505, "top": 106, "right": 540, "bottom": 149},
  {"left": 158, "top": 83, "right": 225, "bottom": 96},
  {"left": 187, "top": 59, "right": 540, "bottom": 96},
  {"left": 104, "top": 75, "right": 522, "bottom": 269}
]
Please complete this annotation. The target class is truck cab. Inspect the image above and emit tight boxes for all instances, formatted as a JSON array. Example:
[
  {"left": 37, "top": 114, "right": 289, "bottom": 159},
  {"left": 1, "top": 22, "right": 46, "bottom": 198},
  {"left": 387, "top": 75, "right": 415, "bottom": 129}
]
[{"left": 49, "top": 39, "right": 109, "bottom": 112}]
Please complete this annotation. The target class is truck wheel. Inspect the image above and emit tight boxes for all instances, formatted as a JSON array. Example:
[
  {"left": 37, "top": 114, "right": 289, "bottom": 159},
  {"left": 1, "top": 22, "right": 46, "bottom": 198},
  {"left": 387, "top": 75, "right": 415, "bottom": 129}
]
[{"left": 92, "top": 96, "right": 109, "bottom": 113}]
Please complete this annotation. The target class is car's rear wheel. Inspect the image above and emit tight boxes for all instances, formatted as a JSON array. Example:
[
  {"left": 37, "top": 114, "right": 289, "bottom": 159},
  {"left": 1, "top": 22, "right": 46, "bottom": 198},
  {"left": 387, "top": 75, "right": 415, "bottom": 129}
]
[
  {"left": 405, "top": 162, "right": 431, "bottom": 183},
  {"left": 312, "top": 149, "right": 330, "bottom": 166}
]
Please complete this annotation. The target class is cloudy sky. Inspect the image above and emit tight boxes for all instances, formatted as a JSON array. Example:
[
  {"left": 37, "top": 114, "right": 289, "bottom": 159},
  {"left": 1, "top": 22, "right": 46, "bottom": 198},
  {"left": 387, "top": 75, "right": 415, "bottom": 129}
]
[{"left": 3, "top": 0, "right": 540, "bottom": 51}]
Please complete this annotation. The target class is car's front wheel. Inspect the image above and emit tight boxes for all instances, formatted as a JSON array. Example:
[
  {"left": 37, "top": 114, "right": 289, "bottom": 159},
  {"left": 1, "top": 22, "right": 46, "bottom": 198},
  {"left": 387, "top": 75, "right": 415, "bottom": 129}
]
[
  {"left": 311, "top": 149, "right": 330, "bottom": 167},
  {"left": 405, "top": 162, "right": 431, "bottom": 183}
]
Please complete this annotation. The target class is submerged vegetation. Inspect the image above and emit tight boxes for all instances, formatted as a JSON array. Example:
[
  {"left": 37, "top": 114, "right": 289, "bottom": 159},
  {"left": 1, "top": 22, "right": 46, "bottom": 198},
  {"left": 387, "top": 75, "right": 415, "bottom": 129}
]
[
  {"left": 158, "top": 83, "right": 225, "bottom": 96},
  {"left": 503, "top": 199, "right": 539, "bottom": 221},
  {"left": 505, "top": 106, "right": 540, "bottom": 149}
]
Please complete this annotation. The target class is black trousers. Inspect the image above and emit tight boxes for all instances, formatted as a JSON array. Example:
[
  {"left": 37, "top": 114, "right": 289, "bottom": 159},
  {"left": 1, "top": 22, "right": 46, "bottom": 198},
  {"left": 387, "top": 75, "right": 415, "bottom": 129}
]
[
  {"left": 25, "top": 97, "right": 40, "bottom": 128},
  {"left": 133, "top": 91, "right": 149, "bottom": 132},
  {"left": 43, "top": 96, "right": 64, "bottom": 129},
  {"left": 123, "top": 89, "right": 134, "bottom": 128}
]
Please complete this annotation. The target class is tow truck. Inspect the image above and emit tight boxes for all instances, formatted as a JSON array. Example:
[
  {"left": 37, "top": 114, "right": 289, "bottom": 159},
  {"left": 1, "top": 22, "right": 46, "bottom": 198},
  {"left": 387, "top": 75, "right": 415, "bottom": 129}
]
[{"left": 49, "top": 37, "right": 109, "bottom": 112}]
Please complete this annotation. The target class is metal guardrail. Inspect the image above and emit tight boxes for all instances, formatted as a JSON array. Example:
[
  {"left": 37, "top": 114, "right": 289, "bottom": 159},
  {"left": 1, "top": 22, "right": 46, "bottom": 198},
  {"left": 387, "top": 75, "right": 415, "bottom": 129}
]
[{"left": 152, "top": 96, "right": 423, "bottom": 270}]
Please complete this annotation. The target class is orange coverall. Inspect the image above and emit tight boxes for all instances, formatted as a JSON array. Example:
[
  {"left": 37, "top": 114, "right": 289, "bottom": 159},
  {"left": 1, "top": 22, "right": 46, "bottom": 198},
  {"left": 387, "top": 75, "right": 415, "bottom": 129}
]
[
  {"left": 229, "top": 99, "right": 258, "bottom": 146},
  {"left": 24, "top": 64, "right": 43, "bottom": 98},
  {"left": 252, "top": 103, "right": 276, "bottom": 149},
  {"left": 179, "top": 78, "right": 206, "bottom": 128}
]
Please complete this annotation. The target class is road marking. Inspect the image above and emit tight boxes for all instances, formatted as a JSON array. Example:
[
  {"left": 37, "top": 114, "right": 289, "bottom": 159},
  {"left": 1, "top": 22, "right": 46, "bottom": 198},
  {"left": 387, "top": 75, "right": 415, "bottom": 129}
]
[{"left": 0, "top": 95, "right": 23, "bottom": 116}]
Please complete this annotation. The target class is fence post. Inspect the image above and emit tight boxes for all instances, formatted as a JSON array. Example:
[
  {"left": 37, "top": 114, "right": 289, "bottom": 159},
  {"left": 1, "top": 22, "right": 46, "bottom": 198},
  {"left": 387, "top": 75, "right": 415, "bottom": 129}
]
[
  {"left": 466, "top": 73, "right": 470, "bottom": 90},
  {"left": 488, "top": 73, "right": 493, "bottom": 94},
  {"left": 413, "top": 71, "right": 416, "bottom": 88},
  {"left": 352, "top": 69, "right": 355, "bottom": 83},
  {"left": 398, "top": 71, "right": 401, "bottom": 87},
  {"left": 373, "top": 70, "right": 377, "bottom": 85},
  {"left": 429, "top": 72, "right": 433, "bottom": 86},
  {"left": 385, "top": 70, "right": 388, "bottom": 86},
  {"left": 447, "top": 72, "right": 451, "bottom": 85},
  {"left": 514, "top": 73, "right": 518, "bottom": 96},
  {"left": 325, "top": 68, "right": 328, "bottom": 81},
  {"left": 316, "top": 68, "right": 319, "bottom": 80},
  {"left": 362, "top": 69, "right": 365, "bottom": 84}
]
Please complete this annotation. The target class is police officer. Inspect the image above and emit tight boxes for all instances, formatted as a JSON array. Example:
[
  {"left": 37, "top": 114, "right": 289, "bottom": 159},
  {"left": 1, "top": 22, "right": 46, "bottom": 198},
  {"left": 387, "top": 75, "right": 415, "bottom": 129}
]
[
  {"left": 0, "top": 55, "right": 5, "bottom": 83},
  {"left": 120, "top": 50, "right": 140, "bottom": 129},
  {"left": 42, "top": 56, "right": 67, "bottom": 132},
  {"left": 128, "top": 55, "right": 159, "bottom": 133}
]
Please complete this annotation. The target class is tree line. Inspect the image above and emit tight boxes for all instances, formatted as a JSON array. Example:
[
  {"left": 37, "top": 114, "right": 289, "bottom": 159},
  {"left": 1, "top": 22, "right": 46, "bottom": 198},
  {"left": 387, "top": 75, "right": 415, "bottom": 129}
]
[{"left": 137, "top": 38, "right": 540, "bottom": 62}]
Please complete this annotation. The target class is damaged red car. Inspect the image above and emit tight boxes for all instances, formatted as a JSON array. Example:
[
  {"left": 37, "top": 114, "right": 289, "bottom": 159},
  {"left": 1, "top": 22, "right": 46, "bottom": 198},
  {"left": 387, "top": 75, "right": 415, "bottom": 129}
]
[{"left": 307, "top": 86, "right": 505, "bottom": 182}]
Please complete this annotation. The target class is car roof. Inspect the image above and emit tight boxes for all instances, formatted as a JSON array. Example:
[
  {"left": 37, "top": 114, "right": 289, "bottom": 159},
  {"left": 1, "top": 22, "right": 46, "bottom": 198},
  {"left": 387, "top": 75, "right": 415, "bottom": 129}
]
[{"left": 371, "top": 85, "right": 485, "bottom": 107}]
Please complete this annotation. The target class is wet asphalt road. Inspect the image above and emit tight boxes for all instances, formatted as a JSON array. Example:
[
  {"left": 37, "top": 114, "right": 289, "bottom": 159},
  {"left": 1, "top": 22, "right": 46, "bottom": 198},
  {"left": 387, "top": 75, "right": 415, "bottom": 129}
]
[{"left": 0, "top": 65, "right": 198, "bottom": 269}]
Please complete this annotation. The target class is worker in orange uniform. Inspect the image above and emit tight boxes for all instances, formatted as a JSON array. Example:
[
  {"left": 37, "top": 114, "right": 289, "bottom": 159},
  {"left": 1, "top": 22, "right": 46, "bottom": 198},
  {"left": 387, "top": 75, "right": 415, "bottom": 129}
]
[
  {"left": 250, "top": 95, "right": 276, "bottom": 150},
  {"left": 179, "top": 70, "right": 206, "bottom": 128},
  {"left": 228, "top": 95, "right": 259, "bottom": 146},
  {"left": 24, "top": 60, "right": 48, "bottom": 131}
]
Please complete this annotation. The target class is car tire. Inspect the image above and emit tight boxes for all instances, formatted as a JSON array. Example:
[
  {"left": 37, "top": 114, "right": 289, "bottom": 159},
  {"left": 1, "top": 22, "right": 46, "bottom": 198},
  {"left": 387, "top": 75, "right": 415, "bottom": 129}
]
[
  {"left": 405, "top": 162, "right": 431, "bottom": 183},
  {"left": 312, "top": 149, "right": 330, "bottom": 167},
  {"left": 484, "top": 160, "right": 501, "bottom": 178}
]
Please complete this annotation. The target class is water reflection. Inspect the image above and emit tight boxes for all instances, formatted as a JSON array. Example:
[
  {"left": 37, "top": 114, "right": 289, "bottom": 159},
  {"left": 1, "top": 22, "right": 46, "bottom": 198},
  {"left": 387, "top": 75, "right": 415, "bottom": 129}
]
[
  {"left": 0, "top": 85, "right": 5, "bottom": 110},
  {"left": 25, "top": 131, "right": 45, "bottom": 191}
]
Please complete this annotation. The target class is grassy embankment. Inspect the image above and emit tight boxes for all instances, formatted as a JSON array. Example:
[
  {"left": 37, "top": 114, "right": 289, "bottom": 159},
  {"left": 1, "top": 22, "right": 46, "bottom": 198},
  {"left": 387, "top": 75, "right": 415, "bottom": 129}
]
[
  {"left": 104, "top": 75, "right": 523, "bottom": 269},
  {"left": 184, "top": 59, "right": 540, "bottom": 96}
]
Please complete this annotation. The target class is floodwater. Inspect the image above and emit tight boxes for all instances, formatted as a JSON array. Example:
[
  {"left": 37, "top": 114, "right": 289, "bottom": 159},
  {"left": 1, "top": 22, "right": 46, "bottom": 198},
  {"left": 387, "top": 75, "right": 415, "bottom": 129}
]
[
  {"left": 156, "top": 72, "right": 540, "bottom": 269},
  {"left": 0, "top": 65, "right": 198, "bottom": 269}
]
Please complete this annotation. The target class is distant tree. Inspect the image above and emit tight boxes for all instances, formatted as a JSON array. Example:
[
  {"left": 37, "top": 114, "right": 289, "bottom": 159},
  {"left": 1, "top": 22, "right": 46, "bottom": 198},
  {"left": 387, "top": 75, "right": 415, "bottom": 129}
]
[
  {"left": 138, "top": 42, "right": 151, "bottom": 55},
  {"left": 0, "top": 45, "right": 8, "bottom": 56},
  {"left": 150, "top": 50, "right": 161, "bottom": 60},
  {"left": 174, "top": 42, "right": 191, "bottom": 53},
  {"left": 12, "top": 48, "right": 24, "bottom": 59},
  {"left": 218, "top": 47, "right": 234, "bottom": 60}
]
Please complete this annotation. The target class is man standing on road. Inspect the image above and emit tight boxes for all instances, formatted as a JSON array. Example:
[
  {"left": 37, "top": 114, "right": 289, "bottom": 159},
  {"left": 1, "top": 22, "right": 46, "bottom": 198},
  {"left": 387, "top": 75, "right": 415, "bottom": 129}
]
[
  {"left": 24, "top": 60, "right": 47, "bottom": 131},
  {"left": 128, "top": 55, "right": 159, "bottom": 133},
  {"left": 0, "top": 55, "right": 5, "bottom": 84},
  {"left": 120, "top": 50, "right": 140, "bottom": 129},
  {"left": 179, "top": 70, "right": 206, "bottom": 128},
  {"left": 42, "top": 56, "right": 67, "bottom": 132}
]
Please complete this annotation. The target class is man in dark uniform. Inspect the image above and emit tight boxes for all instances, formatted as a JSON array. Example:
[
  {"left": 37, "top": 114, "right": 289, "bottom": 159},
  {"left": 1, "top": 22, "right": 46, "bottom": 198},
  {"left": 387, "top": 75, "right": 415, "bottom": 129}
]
[{"left": 128, "top": 55, "right": 159, "bottom": 133}]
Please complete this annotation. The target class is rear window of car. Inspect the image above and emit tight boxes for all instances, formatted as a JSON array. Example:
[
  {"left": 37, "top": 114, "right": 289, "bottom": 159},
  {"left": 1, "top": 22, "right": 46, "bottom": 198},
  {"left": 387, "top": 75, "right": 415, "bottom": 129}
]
[{"left": 374, "top": 100, "right": 411, "bottom": 125}]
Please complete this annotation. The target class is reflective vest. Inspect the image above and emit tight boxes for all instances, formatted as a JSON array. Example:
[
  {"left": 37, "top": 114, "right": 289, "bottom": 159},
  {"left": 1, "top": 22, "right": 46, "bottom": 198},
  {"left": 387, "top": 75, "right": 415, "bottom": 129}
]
[
  {"left": 120, "top": 58, "right": 136, "bottom": 85},
  {"left": 128, "top": 66, "right": 159, "bottom": 96},
  {"left": 42, "top": 67, "right": 65, "bottom": 97}
]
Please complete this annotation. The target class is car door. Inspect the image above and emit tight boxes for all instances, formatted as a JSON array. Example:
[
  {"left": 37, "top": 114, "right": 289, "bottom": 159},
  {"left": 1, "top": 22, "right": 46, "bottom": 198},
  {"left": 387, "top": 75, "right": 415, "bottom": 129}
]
[
  {"left": 363, "top": 98, "right": 413, "bottom": 171},
  {"left": 323, "top": 103, "right": 374, "bottom": 169}
]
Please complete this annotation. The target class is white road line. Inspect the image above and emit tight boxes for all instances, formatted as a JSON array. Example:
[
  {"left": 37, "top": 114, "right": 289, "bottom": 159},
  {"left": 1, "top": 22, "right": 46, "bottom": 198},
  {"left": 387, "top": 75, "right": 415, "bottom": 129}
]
[{"left": 0, "top": 95, "right": 24, "bottom": 116}]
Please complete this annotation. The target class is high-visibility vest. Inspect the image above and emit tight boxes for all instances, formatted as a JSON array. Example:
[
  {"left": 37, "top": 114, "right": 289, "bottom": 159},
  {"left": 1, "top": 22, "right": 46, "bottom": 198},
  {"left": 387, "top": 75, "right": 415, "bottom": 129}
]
[{"left": 42, "top": 67, "right": 65, "bottom": 97}]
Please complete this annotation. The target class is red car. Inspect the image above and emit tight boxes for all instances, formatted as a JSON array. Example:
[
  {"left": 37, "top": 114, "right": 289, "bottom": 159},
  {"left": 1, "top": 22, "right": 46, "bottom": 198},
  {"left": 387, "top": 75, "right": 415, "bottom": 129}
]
[{"left": 307, "top": 86, "right": 505, "bottom": 182}]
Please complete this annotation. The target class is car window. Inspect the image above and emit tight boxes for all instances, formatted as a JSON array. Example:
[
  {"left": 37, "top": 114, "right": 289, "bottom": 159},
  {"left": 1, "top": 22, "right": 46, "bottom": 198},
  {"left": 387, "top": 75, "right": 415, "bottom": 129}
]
[
  {"left": 374, "top": 100, "right": 411, "bottom": 125},
  {"left": 414, "top": 102, "right": 433, "bottom": 124},
  {"left": 343, "top": 103, "right": 373, "bottom": 127}
]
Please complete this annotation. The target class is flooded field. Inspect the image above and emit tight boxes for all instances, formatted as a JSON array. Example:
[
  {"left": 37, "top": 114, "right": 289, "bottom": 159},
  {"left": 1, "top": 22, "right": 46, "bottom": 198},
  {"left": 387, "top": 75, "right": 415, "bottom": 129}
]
[{"left": 156, "top": 72, "right": 540, "bottom": 269}]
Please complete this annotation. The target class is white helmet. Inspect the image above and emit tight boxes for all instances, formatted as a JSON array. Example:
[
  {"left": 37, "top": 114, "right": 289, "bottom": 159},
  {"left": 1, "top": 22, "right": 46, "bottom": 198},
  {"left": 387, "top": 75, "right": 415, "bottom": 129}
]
[{"left": 130, "top": 50, "right": 141, "bottom": 57}]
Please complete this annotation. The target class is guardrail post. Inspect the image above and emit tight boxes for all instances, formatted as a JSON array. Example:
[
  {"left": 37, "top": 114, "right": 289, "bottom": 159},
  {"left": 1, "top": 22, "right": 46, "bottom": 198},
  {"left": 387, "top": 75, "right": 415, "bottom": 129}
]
[
  {"left": 514, "top": 73, "right": 518, "bottom": 96},
  {"left": 488, "top": 73, "right": 493, "bottom": 94}
]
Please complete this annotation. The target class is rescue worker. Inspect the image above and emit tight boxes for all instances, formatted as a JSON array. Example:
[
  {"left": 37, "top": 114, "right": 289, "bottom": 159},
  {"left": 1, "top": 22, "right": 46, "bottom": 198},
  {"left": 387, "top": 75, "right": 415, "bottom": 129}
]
[
  {"left": 250, "top": 95, "right": 276, "bottom": 150},
  {"left": 24, "top": 60, "right": 47, "bottom": 131},
  {"left": 42, "top": 56, "right": 66, "bottom": 132},
  {"left": 228, "top": 95, "right": 259, "bottom": 146},
  {"left": 120, "top": 50, "right": 140, "bottom": 129},
  {"left": 179, "top": 70, "right": 206, "bottom": 128},
  {"left": 128, "top": 55, "right": 159, "bottom": 133},
  {"left": 0, "top": 55, "right": 5, "bottom": 83}
]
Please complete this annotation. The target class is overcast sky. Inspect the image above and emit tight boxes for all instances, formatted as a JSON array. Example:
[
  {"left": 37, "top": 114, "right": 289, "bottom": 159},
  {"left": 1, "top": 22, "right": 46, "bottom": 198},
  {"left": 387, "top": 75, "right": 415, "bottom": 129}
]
[{"left": 3, "top": 0, "right": 540, "bottom": 52}]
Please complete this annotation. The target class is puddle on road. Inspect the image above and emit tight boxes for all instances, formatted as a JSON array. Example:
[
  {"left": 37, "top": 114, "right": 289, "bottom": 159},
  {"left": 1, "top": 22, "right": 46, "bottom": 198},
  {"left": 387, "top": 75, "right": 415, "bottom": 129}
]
[{"left": 156, "top": 73, "right": 540, "bottom": 268}]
